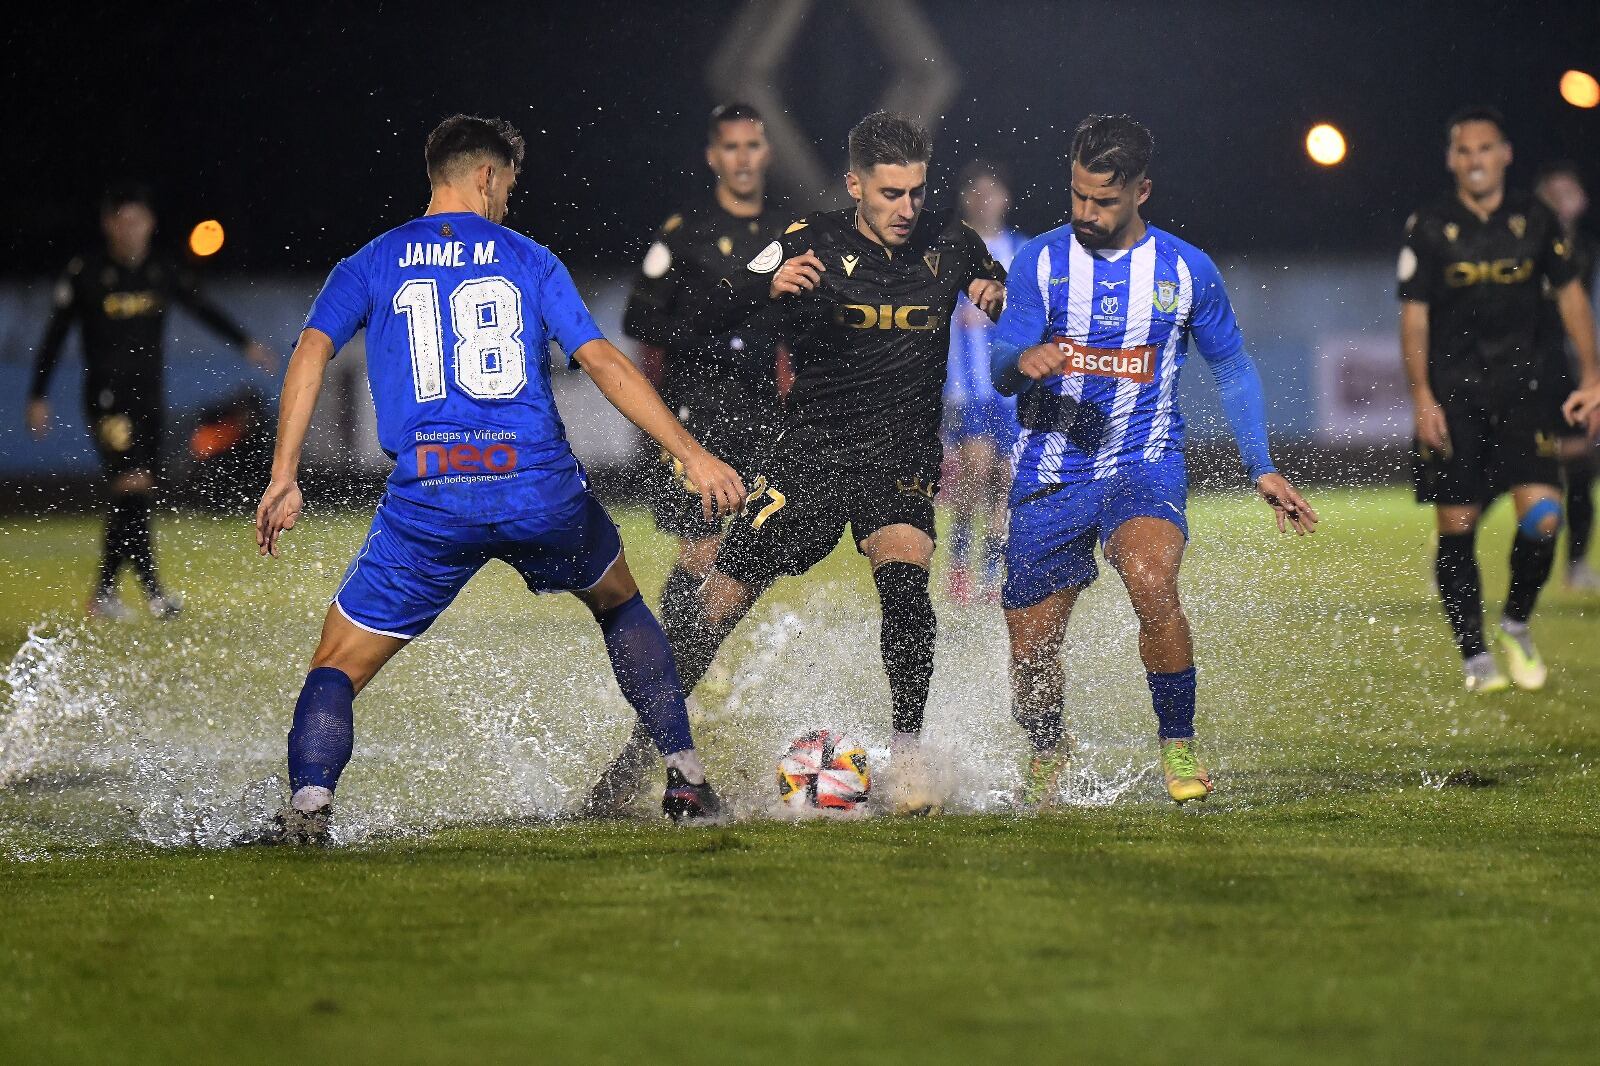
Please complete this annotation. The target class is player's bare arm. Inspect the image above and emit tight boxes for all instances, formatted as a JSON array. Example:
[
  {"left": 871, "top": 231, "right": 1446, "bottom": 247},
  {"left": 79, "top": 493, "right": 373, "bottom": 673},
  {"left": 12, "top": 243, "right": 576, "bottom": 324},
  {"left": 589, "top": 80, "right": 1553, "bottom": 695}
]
[
  {"left": 769, "top": 249, "right": 825, "bottom": 297},
  {"left": 1555, "top": 278, "right": 1600, "bottom": 431},
  {"left": 571, "top": 337, "right": 744, "bottom": 520},
  {"left": 255, "top": 328, "right": 335, "bottom": 557},
  {"left": 1400, "top": 299, "right": 1450, "bottom": 456},
  {"left": 967, "top": 278, "right": 1004, "bottom": 321}
]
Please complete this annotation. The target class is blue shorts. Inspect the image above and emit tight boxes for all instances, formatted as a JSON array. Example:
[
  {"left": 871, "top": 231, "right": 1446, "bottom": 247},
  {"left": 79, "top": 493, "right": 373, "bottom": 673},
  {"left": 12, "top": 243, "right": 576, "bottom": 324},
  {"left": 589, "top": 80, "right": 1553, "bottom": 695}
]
[
  {"left": 1001, "top": 459, "right": 1189, "bottom": 610},
  {"left": 333, "top": 492, "right": 622, "bottom": 639},
  {"left": 944, "top": 398, "right": 1020, "bottom": 450}
]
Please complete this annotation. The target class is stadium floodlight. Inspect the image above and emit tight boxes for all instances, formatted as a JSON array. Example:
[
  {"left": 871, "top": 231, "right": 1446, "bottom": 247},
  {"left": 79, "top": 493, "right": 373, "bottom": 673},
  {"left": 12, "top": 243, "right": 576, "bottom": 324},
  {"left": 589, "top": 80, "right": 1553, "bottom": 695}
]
[
  {"left": 1560, "top": 69, "right": 1599, "bottom": 109},
  {"left": 1305, "top": 123, "right": 1347, "bottom": 166},
  {"left": 189, "top": 220, "right": 226, "bottom": 257}
]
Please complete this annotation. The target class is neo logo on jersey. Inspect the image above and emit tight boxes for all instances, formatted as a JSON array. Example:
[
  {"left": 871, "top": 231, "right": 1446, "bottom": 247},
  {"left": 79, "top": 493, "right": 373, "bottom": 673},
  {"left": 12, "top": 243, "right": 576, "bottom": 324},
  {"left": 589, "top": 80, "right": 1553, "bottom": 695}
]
[
  {"left": 1053, "top": 337, "right": 1158, "bottom": 384},
  {"left": 416, "top": 442, "right": 518, "bottom": 477},
  {"left": 834, "top": 304, "right": 942, "bottom": 330}
]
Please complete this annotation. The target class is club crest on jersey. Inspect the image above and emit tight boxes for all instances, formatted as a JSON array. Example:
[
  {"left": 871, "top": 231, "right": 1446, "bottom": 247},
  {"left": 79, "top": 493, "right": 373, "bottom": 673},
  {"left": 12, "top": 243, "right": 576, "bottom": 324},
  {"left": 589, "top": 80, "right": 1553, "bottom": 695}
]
[
  {"left": 1153, "top": 280, "right": 1179, "bottom": 313},
  {"left": 717, "top": 236, "right": 733, "bottom": 256},
  {"left": 1443, "top": 222, "right": 1460, "bottom": 243},
  {"left": 1509, "top": 214, "right": 1526, "bottom": 239},
  {"left": 923, "top": 251, "right": 941, "bottom": 277},
  {"left": 1100, "top": 294, "right": 1119, "bottom": 316},
  {"left": 1053, "top": 336, "right": 1157, "bottom": 384}
]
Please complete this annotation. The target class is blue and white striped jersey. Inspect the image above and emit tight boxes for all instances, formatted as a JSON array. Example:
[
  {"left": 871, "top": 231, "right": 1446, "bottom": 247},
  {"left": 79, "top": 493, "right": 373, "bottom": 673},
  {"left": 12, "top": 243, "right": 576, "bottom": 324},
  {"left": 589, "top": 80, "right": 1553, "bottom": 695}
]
[
  {"left": 944, "top": 227, "right": 1028, "bottom": 410},
  {"left": 989, "top": 223, "right": 1274, "bottom": 492}
]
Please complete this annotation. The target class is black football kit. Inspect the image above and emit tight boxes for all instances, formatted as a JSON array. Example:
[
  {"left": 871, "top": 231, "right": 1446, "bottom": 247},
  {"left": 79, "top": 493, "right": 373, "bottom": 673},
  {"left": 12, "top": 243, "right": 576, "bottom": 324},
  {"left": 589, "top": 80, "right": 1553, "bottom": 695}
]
[
  {"left": 30, "top": 249, "right": 255, "bottom": 607},
  {"left": 1398, "top": 190, "right": 1579, "bottom": 504},
  {"left": 623, "top": 198, "right": 789, "bottom": 540},
  {"left": 713, "top": 207, "right": 1006, "bottom": 586}
]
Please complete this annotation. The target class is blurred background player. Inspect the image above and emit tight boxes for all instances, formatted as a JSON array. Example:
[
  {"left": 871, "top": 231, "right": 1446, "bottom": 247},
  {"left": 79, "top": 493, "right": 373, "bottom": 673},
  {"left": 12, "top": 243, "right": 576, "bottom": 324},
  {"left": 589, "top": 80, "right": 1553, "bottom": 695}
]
[
  {"left": 941, "top": 160, "right": 1027, "bottom": 605},
  {"left": 991, "top": 114, "right": 1318, "bottom": 807},
  {"left": 1533, "top": 161, "right": 1599, "bottom": 591},
  {"left": 623, "top": 103, "right": 788, "bottom": 690},
  {"left": 251, "top": 115, "right": 744, "bottom": 841},
  {"left": 587, "top": 112, "right": 1006, "bottom": 817},
  {"left": 26, "top": 184, "right": 279, "bottom": 620},
  {"left": 1399, "top": 108, "right": 1600, "bottom": 693}
]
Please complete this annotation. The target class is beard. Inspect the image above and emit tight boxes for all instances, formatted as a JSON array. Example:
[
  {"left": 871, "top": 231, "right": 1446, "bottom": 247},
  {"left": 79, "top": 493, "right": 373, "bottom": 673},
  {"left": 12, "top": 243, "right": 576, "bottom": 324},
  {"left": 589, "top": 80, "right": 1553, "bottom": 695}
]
[{"left": 1072, "top": 220, "right": 1114, "bottom": 248}]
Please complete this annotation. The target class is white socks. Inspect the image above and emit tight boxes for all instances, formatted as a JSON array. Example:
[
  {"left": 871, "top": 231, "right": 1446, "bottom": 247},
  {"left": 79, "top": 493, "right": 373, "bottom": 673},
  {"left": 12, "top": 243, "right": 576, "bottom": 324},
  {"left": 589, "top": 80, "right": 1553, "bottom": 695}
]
[{"left": 664, "top": 749, "right": 706, "bottom": 785}]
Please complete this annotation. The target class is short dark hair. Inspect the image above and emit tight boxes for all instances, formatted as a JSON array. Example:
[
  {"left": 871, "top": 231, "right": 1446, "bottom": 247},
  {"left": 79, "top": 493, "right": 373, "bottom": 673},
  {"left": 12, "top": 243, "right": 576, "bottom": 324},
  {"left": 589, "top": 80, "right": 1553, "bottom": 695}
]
[
  {"left": 101, "top": 182, "right": 153, "bottom": 215},
  {"left": 1446, "top": 105, "right": 1508, "bottom": 144},
  {"left": 847, "top": 111, "right": 931, "bottom": 173},
  {"left": 424, "top": 114, "right": 525, "bottom": 183},
  {"left": 959, "top": 158, "right": 1011, "bottom": 191},
  {"left": 1535, "top": 159, "right": 1583, "bottom": 189},
  {"left": 708, "top": 102, "right": 763, "bottom": 141},
  {"left": 1070, "top": 115, "right": 1153, "bottom": 186}
]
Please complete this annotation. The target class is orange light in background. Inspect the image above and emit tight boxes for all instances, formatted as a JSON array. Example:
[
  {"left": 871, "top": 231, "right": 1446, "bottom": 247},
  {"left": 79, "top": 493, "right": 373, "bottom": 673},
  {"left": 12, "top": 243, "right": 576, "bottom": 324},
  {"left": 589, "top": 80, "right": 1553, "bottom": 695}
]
[
  {"left": 189, "top": 220, "right": 225, "bottom": 257},
  {"left": 1560, "top": 69, "right": 1599, "bottom": 109},
  {"left": 1305, "top": 123, "right": 1347, "bottom": 166}
]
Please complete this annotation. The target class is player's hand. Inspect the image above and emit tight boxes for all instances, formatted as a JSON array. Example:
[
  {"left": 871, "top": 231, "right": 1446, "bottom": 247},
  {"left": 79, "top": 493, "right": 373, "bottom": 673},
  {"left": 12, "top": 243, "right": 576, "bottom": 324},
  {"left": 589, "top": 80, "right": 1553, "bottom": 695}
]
[
  {"left": 245, "top": 341, "right": 282, "bottom": 375},
  {"left": 255, "top": 477, "right": 303, "bottom": 557},
  {"left": 1018, "top": 341, "right": 1068, "bottom": 381},
  {"left": 680, "top": 448, "right": 746, "bottom": 523},
  {"left": 1562, "top": 379, "right": 1600, "bottom": 436},
  {"left": 770, "top": 250, "right": 825, "bottom": 298},
  {"left": 26, "top": 398, "right": 50, "bottom": 438},
  {"left": 1412, "top": 390, "right": 1452, "bottom": 459},
  {"left": 1256, "top": 473, "right": 1319, "bottom": 536},
  {"left": 967, "top": 279, "right": 1005, "bottom": 321}
]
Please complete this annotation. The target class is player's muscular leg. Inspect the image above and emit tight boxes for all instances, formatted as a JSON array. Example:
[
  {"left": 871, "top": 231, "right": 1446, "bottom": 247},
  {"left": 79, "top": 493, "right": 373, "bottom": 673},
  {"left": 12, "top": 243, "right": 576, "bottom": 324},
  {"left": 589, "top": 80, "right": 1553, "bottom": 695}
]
[
  {"left": 574, "top": 551, "right": 643, "bottom": 616},
  {"left": 308, "top": 605, "right": 409, "bottom": 694},
  {"left": 1105, "top": 517, "right": 1191, "bottom": 673},
  {"left": 862, "top": 524, "right": 937, "bottom": 735},
  {"left": 860, "top": 522, "right": 935, "bottom": 569},
  {"left": 1435, "top": 503, "right": 1482, "bottom": 535},
  {"left": 676, "top": 535, "right": 722, "bottom": 579},
  {"left": 1005, "top": 588, "right": 1080, "bottom": 751},
  {"left": 1504, "top": 482, "right": 1563, "bottom": 626},
  {"left": 111, "top": 469, "right": 155, "bottom": 495}
]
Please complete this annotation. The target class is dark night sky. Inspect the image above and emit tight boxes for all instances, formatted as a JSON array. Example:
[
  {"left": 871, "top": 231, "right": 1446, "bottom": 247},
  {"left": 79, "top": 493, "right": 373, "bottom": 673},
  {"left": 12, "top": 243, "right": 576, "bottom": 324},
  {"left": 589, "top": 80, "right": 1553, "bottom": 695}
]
[{"left": 3, "top": 0, "right": 1596, "bottom": 278}]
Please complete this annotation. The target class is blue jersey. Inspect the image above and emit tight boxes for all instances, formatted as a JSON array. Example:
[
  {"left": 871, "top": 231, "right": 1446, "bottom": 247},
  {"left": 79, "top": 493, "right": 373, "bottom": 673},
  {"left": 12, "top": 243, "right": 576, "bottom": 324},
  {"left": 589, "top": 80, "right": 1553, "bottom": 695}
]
[
  {"left": 989, "top": 224, "right": 1274, "bottom": 494},
  {"left": 305, "top": 212, "right": 604, "bottom": 524},
  {"left": 944, "top": 227, "right": 1028, "bottom": 410}
]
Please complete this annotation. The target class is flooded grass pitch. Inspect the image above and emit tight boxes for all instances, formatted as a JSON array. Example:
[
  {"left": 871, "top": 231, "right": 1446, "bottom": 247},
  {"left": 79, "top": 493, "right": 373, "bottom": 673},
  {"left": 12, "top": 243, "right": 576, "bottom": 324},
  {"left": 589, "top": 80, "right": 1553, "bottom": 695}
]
[{"left": 1, "top": 490, "right": 1595, "bottom": 855}]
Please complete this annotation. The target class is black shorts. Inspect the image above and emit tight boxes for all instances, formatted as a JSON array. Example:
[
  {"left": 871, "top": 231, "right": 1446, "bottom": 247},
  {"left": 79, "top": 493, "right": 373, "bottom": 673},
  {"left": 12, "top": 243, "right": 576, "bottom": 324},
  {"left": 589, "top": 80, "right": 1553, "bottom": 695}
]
[
  {"left": 1413, "top": 392, "right": 1561, "bottom": 505},
  {"left": 715, "top": 443, "right": 939, "bottom": 587},
  {"left": 648, "top": 422, "right": 770, "bottom": 541},
  {"left": 89, "top": 407, "right": 162, "bottom": 479}
]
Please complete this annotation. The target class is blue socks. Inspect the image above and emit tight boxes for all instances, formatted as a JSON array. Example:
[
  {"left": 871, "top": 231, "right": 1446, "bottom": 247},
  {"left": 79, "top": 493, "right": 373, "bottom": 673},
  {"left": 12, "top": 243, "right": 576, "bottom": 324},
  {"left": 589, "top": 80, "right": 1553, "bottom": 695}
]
[
  {"left": 598, "top": 593, "right": 694, "bottom": 756},
  {"left": 950, "top": 518, "right": 973, "bottom": 567},
  {"left": 288, "top": 667, "right": 356, "bottom": 793},
  {"left": 1147, "top": 666, "right": 1197, "bottom": 740}
]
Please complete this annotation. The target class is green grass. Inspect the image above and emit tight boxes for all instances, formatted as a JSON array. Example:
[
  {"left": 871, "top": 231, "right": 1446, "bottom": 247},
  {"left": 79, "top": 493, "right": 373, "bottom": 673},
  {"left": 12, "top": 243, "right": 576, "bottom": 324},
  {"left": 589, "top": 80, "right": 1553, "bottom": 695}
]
[{"left": 2, "top": 489, "right": 1598, "bottom": 1064}]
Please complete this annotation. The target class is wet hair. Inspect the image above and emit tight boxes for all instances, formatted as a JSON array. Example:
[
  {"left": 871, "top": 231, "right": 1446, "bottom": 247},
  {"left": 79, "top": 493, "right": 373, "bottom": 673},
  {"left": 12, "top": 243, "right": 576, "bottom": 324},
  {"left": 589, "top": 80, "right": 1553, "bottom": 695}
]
[
  {"left": 848, "top": 111, "right": 931, "bottom": 173},
  {"left": 959, "top": 158, "right": 1011, "bottom": 192},
  {"left": 101, "top": 182, "right": 154, "bottom": 215},
  {"left": 709, "top": 102, "right": 763, "bottom": 141},
  {"left": 1070, "top": 115, "right": 1153, "bottom": 186},
  {"left": 1535, "top": 159, "right": 1584, "bottom": 189},
  {"left": 425, "top": 114, "right": 525, "bottom": 183},
  {"left": 1446, "top": 105, "right": 1508, "bottom": 144}
]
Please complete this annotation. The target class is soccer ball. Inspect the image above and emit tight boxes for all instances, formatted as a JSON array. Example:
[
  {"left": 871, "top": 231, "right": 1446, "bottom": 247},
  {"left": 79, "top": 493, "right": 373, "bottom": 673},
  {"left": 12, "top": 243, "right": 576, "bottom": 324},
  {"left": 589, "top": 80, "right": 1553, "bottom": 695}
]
[{"left": 776, "top": 729, "right": 872, "bottom": 813}]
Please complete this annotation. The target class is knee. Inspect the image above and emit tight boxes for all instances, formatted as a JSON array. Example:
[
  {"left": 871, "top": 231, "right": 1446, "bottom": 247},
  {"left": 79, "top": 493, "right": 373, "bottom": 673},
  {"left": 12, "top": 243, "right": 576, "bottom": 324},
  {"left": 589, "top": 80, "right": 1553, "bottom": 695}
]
[
  {"left": 1518, "top": 498, "right": 1563, "bottom": 542},
  {"left": 1123, "top": 571, "right": 1183, "bottom": 624}
]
